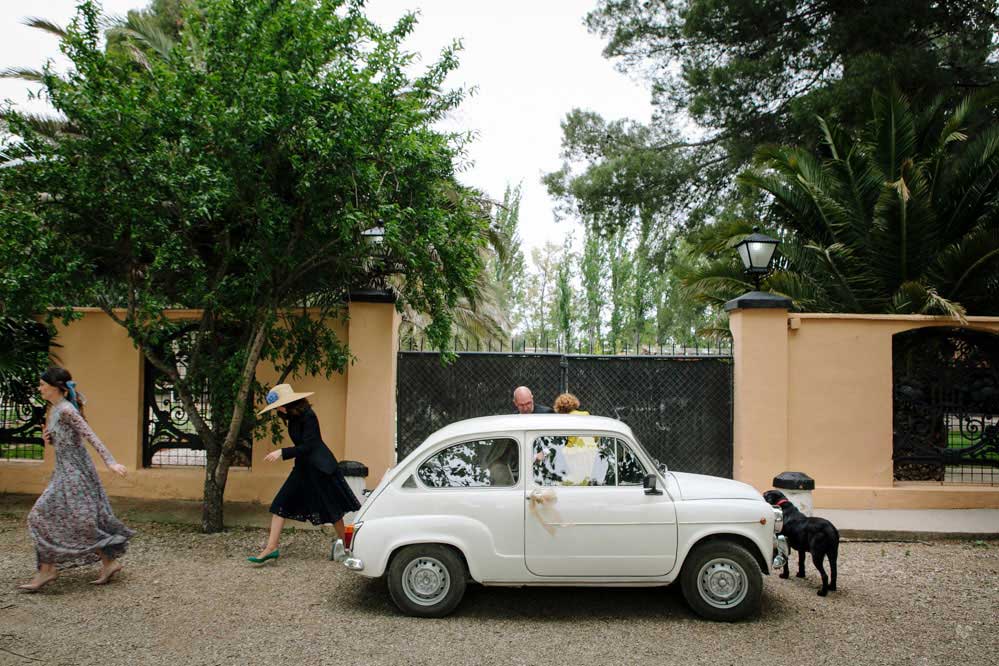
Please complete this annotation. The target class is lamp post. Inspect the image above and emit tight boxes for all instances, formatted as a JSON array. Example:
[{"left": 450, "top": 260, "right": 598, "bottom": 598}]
[
  {"left": 350, "top": 225, "right": 395, "bottom": 302},
  {"left": 724, "top": 226, "right": 790, "bottom": 312},
  {"left": 361, "top": 226, "right": 385, "bottom": 246},
  {"left": 732, "top": 226, "right": 779, "bottom": 291}
]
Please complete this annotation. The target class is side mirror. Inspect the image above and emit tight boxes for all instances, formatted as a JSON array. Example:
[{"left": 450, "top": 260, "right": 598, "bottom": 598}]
[{"left": 643, "top": 473, "right": 663, "bottom": 496}]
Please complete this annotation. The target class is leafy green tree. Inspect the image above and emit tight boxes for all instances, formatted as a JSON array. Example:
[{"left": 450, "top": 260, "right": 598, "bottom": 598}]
[
  {"left": 578, "top": 224, "right": 606, "bottom": 349},
  {"left": 522, "top": 241, "right": 563, "bottom": 347},
  {"left": 490, "top": 184, "right": 527, "bottom": 333},
  {"left": 585, "top": 0, "right": 999, "bottom": 203},
  {"left": 0, "top": 0, "right": 487, "bottom": 531},
  {"left": 682, "top": 89, "right": 999, "bottom": 317},
  {"left": 554, "top": 239, "right": 575, "bottom": 351},
  {"left": 544, "top": 109, "right": 702, "bottom": 235},
  {"left": 607, "top": 229, "right": 633, "bottom": 352},
  {"left": 629, "top": 214, "right": 654, "bottom": 349},
  {"left": 548, "top": 1, "right": 999, "bottom": 331},
  {"left": 0, "top": 318, "right": 53, "bottom": 398},
  {"left": 1, "top": 1, "right": 194, "bottom": 141}
]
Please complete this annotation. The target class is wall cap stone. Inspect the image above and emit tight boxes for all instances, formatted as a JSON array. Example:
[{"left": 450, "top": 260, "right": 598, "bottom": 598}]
[
  {"left": 724, "top": 291, "right": 792, "bottom": 312},
  {"left": 346, "top": 288, "right": 397, "bottom": 304}
]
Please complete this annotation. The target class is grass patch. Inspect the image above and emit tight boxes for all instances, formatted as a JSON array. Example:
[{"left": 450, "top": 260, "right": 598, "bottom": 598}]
[
  {"left": 946, "top": 432, "right": 999, "bottom": 463},
  {"left": 0, "top": 443, "right": 44, "bottom": 460}
]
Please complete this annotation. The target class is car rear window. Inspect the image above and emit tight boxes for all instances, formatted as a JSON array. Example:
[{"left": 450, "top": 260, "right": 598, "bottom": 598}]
[{"left": 417, "top": 438, "right": 520, "bottom": 488}]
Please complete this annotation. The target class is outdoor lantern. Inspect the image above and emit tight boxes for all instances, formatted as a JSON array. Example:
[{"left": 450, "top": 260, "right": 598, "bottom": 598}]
[
  {"left": 361, "top": 226, "right": 385, "bottom": 245},
  {"left": 733, "top": 226, "right": 780, "bottom": 290}
]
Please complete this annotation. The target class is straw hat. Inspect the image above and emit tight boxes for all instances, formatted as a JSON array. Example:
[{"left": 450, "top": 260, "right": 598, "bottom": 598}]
[{"left": 257, "top": 383, "right": 314, "bottom": 415}]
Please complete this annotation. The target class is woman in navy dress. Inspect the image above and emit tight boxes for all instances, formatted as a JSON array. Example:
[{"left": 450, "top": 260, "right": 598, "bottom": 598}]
[{"left": 249, "top": 383, "right": 361, "bottom": 563}]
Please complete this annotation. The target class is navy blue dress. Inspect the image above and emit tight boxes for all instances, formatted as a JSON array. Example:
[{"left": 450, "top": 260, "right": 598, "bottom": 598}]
[{"left": 269, "top": 407, "right": 361, "bottom": 525}]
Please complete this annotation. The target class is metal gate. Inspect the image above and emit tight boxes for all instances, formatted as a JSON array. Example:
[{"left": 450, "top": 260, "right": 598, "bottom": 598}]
[
  {"left": 397, "top": 342, "right": 733, "bottom": 477},
  {"left": 893, "top": 326, "right": 999, "bottom": 485}
]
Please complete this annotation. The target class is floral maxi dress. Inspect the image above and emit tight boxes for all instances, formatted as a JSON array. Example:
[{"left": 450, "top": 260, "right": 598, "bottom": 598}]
[{"left": 27, "top": 400, "right": 134, "bottom": 569}]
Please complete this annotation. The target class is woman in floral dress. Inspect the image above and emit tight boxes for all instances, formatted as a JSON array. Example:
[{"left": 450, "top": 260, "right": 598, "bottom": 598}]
[{"left": 18, "top": 367, "right": 134, "bottom": 592}]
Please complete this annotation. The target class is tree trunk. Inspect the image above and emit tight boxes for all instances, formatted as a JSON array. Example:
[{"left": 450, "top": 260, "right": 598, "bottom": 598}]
[{"left": 203, "top": 454, "right": 225, "bottom": 533}]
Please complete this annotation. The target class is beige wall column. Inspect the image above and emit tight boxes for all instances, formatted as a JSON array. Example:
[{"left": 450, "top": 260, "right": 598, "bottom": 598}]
[
  {"left": 343, "top": 290, "right": 401, "bottom": 488},
  {"left": 727, "top": 292, "right": 791, "bottom": 492}
]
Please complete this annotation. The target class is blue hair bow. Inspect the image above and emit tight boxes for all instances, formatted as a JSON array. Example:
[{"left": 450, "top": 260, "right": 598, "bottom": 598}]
[{"left": 66, "top": 380, "right": 79, "bottom": 407}]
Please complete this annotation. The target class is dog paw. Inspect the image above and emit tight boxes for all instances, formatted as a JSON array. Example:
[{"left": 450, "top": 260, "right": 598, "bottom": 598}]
[
  {"left": 817, "top": 589, "right": 828, "bottom": 597},
  {"left": 779, "top": 572, "right": 789, "bottom": 579},
  {"left": 796, "top": 573, "right": 806, "bottom": 578},
  {"left": 829, "top": 585, "right": 837, "bottom": 592}
]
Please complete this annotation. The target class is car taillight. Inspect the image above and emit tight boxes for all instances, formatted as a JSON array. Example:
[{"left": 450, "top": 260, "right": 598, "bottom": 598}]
[{"left": 344, "top": 522, "right": 362, "bottom": 550}]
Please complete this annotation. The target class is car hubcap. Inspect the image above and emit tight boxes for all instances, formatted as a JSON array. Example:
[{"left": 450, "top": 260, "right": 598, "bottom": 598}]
[
  {"left": 697, "top": 557, "right": 748, "bottom": 609},
  {"left": 402, "top": 556, "right": 451, "bottom": 606}
]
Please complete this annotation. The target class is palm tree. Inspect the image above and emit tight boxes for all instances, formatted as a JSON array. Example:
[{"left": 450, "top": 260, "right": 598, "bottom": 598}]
[
  {"left": 681, "top": 88, "right": 999, "bottom": 319},
  {"left": 397, "top": 187, "right": 511, "bottom": 348},
  {"left": 1, "top": 1, "right": 192, "bottom": 144}
]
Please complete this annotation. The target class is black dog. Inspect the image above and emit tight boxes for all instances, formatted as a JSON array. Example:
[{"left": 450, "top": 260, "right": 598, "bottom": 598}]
[{"left": 764, "top": 489, "right": 840, "bottom": 596}]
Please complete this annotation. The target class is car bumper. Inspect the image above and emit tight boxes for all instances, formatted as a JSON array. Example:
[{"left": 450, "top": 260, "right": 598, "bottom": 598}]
[
  {"left": 772, "top": 535, "right": 789, "bottom": 571},
  {"left": 332, "top": 538, "right": 364, "bottom": 571}
]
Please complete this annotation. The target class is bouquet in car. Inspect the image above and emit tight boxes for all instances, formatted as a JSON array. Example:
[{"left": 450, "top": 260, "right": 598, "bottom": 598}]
[{"left": 562, "top": 435, "right": 598, "bottom": 485}]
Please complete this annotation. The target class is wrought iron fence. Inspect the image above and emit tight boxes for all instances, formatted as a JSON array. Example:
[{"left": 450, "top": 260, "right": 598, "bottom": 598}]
[
  {"left": 0, "top": 387, "right": 46, "bottom": 461},
  {"left": 893, "top": 327, "right": 999, "bottom": 485},
  {"left": 142, "top": 339, "right": 252, "bottom": 468},
  {"left": 397, "top": 338, "right": 733, "bottom": 477},
  {"left": 0, "top": 320, "right": 51, "bottom": 461}
]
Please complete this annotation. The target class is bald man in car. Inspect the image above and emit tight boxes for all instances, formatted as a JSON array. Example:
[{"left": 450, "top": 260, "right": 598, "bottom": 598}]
[{"left": 512, "top": 386, "right": 553, "bottom": 414}]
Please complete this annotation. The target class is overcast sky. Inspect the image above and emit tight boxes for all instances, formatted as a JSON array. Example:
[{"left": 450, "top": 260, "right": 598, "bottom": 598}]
[{"left": 0, "top": 0, "right": 652, "bottom": 254}]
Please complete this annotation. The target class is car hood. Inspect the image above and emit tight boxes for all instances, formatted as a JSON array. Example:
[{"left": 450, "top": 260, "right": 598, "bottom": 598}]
[{"left": 669, "top": 472, "right": 763, "bottom": 501}]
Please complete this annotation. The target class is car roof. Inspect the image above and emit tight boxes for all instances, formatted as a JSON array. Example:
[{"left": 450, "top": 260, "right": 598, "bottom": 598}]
[{"left": 425, "top": 413, "right": 635, "bottom": 444}]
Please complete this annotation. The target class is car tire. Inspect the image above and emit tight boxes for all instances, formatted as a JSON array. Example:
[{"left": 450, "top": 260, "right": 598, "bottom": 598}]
[
  {"left": 679, "top": 540, "right": 762, "bottom": 622},
  {"left": 387, "top": 544, "right": 467, "bottom": 618}
]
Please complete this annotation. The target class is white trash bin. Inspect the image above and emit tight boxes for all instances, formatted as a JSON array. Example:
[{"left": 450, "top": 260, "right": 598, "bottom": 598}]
[{"left": 772, "top": 471, "right": 815, "bottom": 517}]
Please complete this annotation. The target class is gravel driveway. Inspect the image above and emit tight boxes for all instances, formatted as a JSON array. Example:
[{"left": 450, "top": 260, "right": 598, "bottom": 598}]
[{"left": 1, "top": 510, "right": 997, "bottom": 666}]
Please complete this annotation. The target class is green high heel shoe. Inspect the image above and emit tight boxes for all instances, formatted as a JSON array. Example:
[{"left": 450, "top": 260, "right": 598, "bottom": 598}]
[{"left": 247, "top": 549, "right": 280, "bottom": 564}]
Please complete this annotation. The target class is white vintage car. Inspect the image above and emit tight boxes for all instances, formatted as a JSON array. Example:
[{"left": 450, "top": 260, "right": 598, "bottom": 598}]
[{"left": 337, "top": 414, "right": 788, "bottom": 621}]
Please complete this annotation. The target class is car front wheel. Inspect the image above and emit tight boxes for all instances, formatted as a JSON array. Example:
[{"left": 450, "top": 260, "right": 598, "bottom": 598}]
[
  {"left": 679, "top": 540, "right": 762, "bottom": 621},
  {"left": 387, "top": 544, "right": 467, "bottom": 618}
]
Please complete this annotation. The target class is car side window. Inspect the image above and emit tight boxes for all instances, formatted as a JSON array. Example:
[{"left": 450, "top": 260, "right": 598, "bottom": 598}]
[
  {"left": 533, "top": 435, "right": 646, "bottom": 487},
  {"left": 615, "top": 439, "right": 647, "bottom": 485},
  {"left": 417, "top": 438, "right": 520, "bottom": 488}
]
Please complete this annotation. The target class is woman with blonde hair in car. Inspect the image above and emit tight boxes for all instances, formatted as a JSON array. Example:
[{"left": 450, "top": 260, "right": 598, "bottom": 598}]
[{"left": 553, "top": 393, "right": 588, "bottom": 416}]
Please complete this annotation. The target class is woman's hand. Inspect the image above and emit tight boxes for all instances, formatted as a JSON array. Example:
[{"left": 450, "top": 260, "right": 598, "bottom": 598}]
[
  {"left": 109, "top": 463, "right": 128, "bottom": 478},
  {"left": 42, "top": 426, "right": 51, "bottom": 447},
  {"left": 264, "top": 450, "right": 282, "bottom": 463}
]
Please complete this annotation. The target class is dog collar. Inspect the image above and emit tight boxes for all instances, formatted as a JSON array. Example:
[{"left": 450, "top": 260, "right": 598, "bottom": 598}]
[{"left": 775, "top": 499, "right": 790, "bottom": 507}]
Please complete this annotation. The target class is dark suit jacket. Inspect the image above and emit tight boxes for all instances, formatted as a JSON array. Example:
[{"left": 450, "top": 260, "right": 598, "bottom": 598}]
[
  {"left": 281, "top": 407, "right": 338, "bottom": 474},
  {"left": 513, "top": 403, "right": 553, "bottom": 414}
]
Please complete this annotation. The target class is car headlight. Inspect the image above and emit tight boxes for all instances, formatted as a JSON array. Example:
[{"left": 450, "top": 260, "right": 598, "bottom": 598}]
[{"left": 771, "top": 506, "right": 783, "bottom": 534}]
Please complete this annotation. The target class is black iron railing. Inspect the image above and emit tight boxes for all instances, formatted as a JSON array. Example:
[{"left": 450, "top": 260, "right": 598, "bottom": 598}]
[{"left": 893, "top": 327, "right": 999, "bottom": 485}]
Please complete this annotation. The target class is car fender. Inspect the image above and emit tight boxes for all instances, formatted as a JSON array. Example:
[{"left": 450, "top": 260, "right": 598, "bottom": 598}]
[
  {"left": 674, "top": 500, "right": 774, "bottom": 574},
  {"left": 352, "top": 514, "right": 498, "bottom": 580}
]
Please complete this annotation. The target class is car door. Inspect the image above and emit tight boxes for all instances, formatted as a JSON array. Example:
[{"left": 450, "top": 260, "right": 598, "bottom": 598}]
[
  {"left": 524, "top": 432, "right": 677, "bottom": 577},
  {"left": 411, "top": 435, "right": 526, "bottom": 579}
]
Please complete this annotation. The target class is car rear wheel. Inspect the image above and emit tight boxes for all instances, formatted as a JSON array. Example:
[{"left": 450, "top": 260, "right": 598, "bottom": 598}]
[
  {"left": 387, "top": 544, "right": 467, "bottom": 618},
  {"left": 680, "top": 540, "right": 762, "bottom": 622}
]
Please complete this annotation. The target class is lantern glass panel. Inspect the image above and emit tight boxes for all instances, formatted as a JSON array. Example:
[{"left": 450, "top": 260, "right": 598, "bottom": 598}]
[
  {"left": 747, "top": 240, "right": 776, "bottom": 270},
  {"left": 737, "top": 243, "right": 751, "bottom": 269}
]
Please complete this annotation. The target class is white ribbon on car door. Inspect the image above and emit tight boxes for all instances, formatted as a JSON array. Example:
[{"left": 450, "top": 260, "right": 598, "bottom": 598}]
[{"left": 527, "top": 487, "right": 562, "bottom": 536}]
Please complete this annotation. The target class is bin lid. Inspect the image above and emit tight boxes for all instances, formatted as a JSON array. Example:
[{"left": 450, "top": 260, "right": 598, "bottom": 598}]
[
  {"left": 338, "top": 460, "right": 369, "bottom": 477},
  {"left": 772, "top": 471, "right": 814, "bottom": 490}
]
